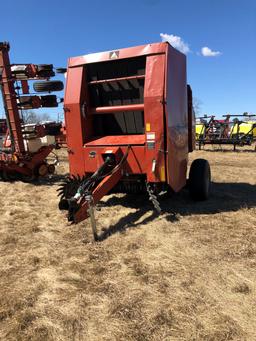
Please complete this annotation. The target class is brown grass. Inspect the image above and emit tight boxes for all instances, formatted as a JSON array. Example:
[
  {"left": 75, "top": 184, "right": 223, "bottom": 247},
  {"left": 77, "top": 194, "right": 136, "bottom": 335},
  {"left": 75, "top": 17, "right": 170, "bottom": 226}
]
[{"left": 0, "top": 147, "right": 255, "bottom": 340}]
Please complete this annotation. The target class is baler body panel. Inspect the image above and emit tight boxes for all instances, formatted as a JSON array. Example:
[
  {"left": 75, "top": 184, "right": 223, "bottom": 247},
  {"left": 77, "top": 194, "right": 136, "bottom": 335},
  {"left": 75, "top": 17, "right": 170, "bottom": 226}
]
[
  {"left": 64, "top": 66, "right": 86, "bottom": 176},
  {"left": 68, "top": 43, "right": 167, "bottom": 67},
  {"left": 165, "top": 44, "right": 188, "bottom": 192},
  {"left": 64, "top": 42, "right": 189, "bottom": 192}
]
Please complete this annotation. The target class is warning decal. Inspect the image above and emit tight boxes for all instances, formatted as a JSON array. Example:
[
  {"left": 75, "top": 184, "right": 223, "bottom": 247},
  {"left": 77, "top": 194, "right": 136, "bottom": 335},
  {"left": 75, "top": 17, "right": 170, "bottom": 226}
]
[{"left": 109, "top": 51, "right": 119, "bottom": 59}]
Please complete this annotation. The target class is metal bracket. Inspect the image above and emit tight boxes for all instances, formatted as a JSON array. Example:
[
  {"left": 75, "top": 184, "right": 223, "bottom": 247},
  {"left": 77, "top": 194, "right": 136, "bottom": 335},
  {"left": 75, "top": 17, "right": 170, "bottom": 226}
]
[{"left": 86, "top": 195, "right": 98, "bottom": 241}]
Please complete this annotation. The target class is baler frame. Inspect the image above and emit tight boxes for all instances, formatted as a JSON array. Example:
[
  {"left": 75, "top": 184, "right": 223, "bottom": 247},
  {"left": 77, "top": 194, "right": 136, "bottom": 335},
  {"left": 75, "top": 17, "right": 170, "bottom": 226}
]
[{"left": 59, "top": 42, "right": 210, "bottom": 240}]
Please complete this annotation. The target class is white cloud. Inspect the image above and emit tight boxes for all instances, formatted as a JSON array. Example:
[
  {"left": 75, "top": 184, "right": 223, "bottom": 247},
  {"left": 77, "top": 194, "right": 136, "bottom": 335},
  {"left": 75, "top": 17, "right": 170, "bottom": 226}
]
[
  {"left": 201, "top": 46, "right": 221, "bottom": 57},
  {"left": 160, "top": 33, "right": 190, "bottom": 54}
]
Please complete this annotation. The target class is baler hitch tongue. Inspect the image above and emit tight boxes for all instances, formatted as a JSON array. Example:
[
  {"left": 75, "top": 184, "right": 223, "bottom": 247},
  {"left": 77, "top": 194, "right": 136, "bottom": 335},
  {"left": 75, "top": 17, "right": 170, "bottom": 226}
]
[{"left": 58, "top": 146, "right": 130, "bottom": 240}]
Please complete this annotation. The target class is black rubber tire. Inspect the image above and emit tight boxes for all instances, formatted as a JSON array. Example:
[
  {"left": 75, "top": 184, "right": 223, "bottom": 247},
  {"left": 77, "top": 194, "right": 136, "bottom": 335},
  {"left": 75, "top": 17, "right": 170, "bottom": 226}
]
[
  {"left": 37, "top": 64, "right": 53, "bottom": 72},
  {"left": 18, "top": 96, "right": 33, "bottom": 108},
  {"left": 55, "top": 67, "right": 67, "bottom": 74},
  {"left": 18, "top": 95, "right": 41, "bottom": 109},
  {"left": 35, "top": 163, "right": 48, "bottom": 177},
  {"left": 47, "top": 164, "right": 55, "bottom": 174},
  {"left": 189, "top": 158, "right": 211, "bottom": 200},
  {"left": 2, "top": 170, "right": 19, "bottom": 181},
  {"left": 19, "top": 96, "right": 32, "bottom": 104},
  {"left": 33, "top": 81, "right": 64, "bottom": 93},
  {"left": 21, "top": 173, "right": 36, "bottom": 182},
  {"left": 44, "top": 123, "right": 61, "bottom": 135},
  {"left": 40, "top": 95, "right": 58, "bottom": 107},
  {"left": 37, "top": 64, "right": 55, "bottom": 78}
]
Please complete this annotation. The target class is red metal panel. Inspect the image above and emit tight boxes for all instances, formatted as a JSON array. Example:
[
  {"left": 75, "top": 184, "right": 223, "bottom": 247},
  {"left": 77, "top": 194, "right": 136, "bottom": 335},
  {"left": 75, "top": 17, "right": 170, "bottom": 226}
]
[
  {"left": 165, "top": 44, "right": 188, "bottom": 192},
  {"left": 69, "top": 43, "right": 166, "bottom": 67},
  {"left": 64, "top": 66, "right": 85, "bottom": 175},
  {"left": 65, "top": 42, "right": 189, "bottom": 190},
  {"left": 143, "top": 53, "right": 166, "bottom": 182},
  {"left": 82, "top": 146, "right": 146, "bottom": 175},
  {"left": 74, "top": 167, "right": 123, "bottom": 223},
  {"left": 65, "top": 44, "right": 169, "bottom": 181},
  {"left": 21, "top": 80, "right": 29, "bottom": 94},
  {"left": 85, "top": 135, "right": 145, "bottom": 146}
]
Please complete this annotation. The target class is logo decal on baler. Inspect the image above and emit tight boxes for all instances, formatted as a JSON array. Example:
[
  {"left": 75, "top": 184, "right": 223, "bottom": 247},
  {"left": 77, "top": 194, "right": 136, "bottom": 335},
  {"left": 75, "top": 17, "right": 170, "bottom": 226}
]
[{"left": 109, "top": 51, "right": 119, "bottom": 59}]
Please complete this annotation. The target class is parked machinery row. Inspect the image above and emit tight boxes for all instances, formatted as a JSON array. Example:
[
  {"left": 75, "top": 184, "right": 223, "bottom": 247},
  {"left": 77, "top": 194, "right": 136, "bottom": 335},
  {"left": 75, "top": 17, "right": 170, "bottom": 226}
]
[{"left": 196, "top": 114, "right": 256, "bottom": 150}]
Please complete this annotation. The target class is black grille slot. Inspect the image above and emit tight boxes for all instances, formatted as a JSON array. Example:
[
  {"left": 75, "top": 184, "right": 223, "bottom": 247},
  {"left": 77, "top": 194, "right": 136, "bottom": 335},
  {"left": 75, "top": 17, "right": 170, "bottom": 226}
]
[
  {"left": 93, "top": 111, "right": 144, "bottom": 136},
  {"left": 86, "top": 56, "right": 146, "bottom": 81},
  {"left": 86, "top": 56, "right": 146, "bottom": 107},
  {"left": 89, "top": 80, "right": 144, "bottom": 107},
  {"left": 85, "top": 56, "right": 146, "bottom": 136}
]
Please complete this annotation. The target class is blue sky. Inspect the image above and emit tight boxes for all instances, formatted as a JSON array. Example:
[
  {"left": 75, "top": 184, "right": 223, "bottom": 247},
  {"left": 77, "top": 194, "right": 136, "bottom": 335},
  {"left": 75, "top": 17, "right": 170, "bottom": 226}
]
[{"left": 0, "top": 0, "right": 255, "bottom": 119}]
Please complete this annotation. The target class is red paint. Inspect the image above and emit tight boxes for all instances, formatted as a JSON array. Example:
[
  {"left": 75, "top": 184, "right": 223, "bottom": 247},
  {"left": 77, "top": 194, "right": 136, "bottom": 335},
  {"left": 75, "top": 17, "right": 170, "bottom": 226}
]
[
  {"left": 0, "top": 42, "right": 59, "bottom": 179},
  {"left": 0, "top": 42, "right": 25, "bottom": 153},
  {"left": 65, "top": 42, "right": 194, "bottom": 197}
]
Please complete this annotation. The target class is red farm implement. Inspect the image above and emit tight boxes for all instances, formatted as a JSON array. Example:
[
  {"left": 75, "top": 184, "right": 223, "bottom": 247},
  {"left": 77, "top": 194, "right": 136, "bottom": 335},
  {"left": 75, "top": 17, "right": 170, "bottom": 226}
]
[
  {"left": 58, "top": 42, "right": 211, "bottom": 240},
  {"left": 0, "top": 42, "right": 65, "bottom": 180}
]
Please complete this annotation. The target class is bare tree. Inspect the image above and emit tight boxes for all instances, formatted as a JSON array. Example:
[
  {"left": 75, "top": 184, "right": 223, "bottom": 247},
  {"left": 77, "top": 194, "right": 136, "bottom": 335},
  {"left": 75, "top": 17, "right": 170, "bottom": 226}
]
[
  {"left": 193, "top": 97, "right": 203, "bottom": 117},
  {"left": 22, "top": 111, "right": 51, "bottom": 124}
]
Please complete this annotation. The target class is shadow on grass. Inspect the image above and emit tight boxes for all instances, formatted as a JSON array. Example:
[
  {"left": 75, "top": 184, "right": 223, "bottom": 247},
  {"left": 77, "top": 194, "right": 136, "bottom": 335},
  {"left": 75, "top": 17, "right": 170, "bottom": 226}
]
[
  {"left": 0, "top": 173, "right": 68, "bottom": 186},
  {"left": 197, "top": 147, "right": 256, "bottom": 153},
  {"left": 97, "top": 182, "right": 256, "bottom": 241},
  {"left": 36, "top": 174, "right": 68, "bottom": 186}
]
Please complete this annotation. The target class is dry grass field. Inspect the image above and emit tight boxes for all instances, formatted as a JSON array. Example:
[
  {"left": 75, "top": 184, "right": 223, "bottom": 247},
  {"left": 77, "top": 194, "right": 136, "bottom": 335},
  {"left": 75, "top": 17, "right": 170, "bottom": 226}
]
[{"left": 0, "top": 147, "right": 255, "bottom": 341}]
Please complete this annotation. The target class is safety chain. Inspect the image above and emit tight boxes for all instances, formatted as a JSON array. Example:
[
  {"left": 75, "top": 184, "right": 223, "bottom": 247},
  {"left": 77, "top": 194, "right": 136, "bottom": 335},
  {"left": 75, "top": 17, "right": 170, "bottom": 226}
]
[{"left": 146, "top": 182, "right": 161, "bottom": 214}]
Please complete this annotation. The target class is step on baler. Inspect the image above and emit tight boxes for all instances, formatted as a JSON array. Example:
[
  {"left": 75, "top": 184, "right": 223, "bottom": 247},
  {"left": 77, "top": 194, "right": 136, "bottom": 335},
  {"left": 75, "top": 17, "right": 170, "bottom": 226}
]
[
  {"left": 0, "top": 42, "right": 65, "bottom": 180},
  {"left": 58, "top": 42, "right": 211, "bottom": 240}
]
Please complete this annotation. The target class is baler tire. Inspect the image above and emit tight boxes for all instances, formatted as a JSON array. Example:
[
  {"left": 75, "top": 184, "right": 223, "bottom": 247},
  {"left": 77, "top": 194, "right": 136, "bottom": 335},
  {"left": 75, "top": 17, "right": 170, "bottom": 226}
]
[
  {"left": 189, "top": 158, "right": 211, "bottom": 201},
  {"left": 33, "top": 81, "right": 64, "bottom": 93}
]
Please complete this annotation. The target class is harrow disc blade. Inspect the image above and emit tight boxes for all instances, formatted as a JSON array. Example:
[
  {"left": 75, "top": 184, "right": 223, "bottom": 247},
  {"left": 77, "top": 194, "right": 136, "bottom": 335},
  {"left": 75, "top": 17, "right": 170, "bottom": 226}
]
[{"left": 57, "top": 174, "right": 87, "bottom": 201}]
